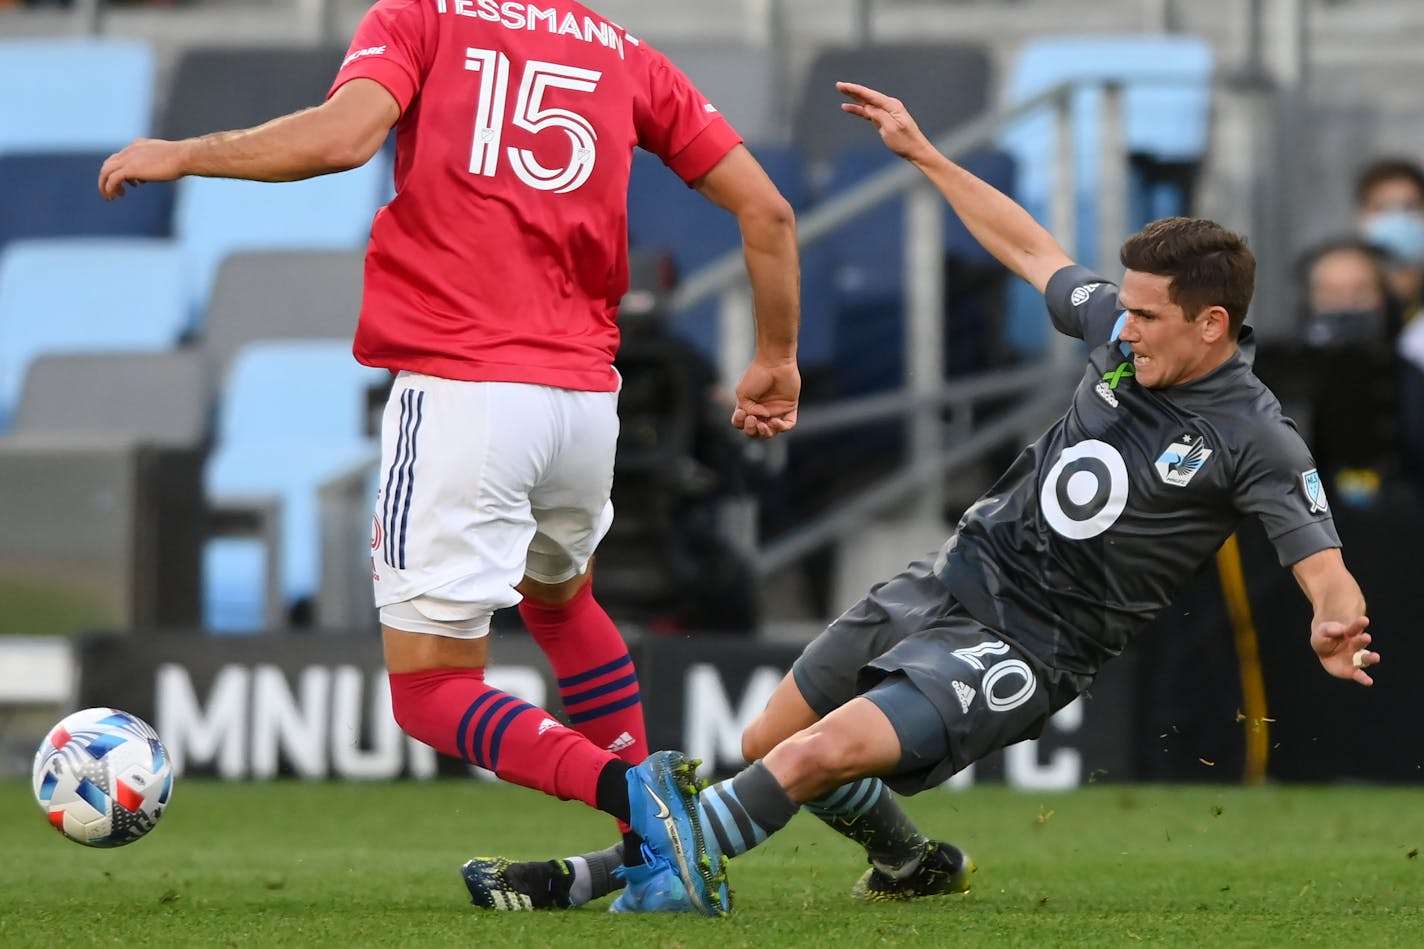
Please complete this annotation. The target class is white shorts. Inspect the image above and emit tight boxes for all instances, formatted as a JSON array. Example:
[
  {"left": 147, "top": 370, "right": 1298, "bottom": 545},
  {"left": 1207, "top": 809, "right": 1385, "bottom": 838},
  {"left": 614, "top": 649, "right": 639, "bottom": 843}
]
[{"left": 371, "top": 372, "right": 618, "bottom": 634}]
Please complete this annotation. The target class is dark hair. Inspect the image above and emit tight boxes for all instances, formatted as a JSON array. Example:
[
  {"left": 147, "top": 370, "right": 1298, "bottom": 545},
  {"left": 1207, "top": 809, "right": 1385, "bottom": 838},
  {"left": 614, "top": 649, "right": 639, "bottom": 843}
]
[
  {"left": 1354, "top": 156, "right": 1424, "bottom": 206},
  {"left": 1119, "top": 217, "right": 1256, "bottom": 337}
]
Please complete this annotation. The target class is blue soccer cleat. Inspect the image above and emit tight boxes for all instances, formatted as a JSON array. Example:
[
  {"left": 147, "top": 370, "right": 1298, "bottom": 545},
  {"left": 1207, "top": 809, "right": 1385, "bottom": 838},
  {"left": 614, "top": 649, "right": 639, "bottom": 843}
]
[
  {"left": 607, "top": 844, "right": 696, "bottom": 913},
  {"left": 625, "top": 750, "right": 731, "bottom": 917}
]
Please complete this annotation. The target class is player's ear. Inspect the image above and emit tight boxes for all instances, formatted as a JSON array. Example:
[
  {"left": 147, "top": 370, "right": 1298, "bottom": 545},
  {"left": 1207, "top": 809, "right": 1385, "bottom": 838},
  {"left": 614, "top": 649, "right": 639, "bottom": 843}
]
[{"left": 1199, "top": 305, "right": 1229, "bottom": 344}]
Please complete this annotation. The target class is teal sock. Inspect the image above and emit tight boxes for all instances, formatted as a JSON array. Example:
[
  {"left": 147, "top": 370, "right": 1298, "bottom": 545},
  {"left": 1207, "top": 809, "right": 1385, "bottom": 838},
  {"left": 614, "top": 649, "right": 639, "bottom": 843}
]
[
  {"left": 805, "top": 778, "right": 928, "bottom": 873},
  {"left": 698, "top": 761, "right": 800, "bottom": 857}
]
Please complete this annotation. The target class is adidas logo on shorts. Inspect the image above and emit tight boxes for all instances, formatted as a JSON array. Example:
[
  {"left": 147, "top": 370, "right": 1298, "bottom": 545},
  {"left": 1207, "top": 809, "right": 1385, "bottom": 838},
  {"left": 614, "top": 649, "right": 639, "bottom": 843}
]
[{"left": 952, "top": 680, "right": 976, "bottom": 714}]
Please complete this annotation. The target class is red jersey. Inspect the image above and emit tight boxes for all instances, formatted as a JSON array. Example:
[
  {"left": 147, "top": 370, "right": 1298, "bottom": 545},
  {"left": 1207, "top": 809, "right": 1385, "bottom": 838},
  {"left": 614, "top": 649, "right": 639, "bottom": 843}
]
[{"left": 331, "top": 0, "right": 743, "bottom": 391}]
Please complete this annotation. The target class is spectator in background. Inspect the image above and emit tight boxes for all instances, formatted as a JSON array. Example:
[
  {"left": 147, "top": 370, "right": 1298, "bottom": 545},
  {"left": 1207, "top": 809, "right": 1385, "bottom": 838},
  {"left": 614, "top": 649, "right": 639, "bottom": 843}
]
[
  {"left": 1266, "top": 239, "right": 1405, "bottom": 507},
  {"left": 1354, "top": 157, "right": 1424, "bottom": 323}
]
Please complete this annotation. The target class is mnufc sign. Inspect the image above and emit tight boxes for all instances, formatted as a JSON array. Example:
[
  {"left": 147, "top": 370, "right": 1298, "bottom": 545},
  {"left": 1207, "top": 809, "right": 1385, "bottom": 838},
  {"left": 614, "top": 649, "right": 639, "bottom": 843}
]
[{"left": 76, "top": 633, "right": 1135, "bottom": 785}]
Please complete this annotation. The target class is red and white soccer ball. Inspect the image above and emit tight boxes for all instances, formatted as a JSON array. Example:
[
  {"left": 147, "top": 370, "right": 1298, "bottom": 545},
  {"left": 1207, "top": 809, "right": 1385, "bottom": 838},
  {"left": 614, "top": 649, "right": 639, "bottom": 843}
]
[{"left": 32, "top": 707, "right": 174, "bottom": 847}]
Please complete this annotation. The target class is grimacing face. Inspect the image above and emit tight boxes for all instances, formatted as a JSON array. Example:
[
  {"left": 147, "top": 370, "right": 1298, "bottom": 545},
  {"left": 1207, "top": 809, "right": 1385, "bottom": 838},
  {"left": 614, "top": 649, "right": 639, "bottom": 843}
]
[{"left": 1116, "top": 270, "right": 1231, "bottom": 389}]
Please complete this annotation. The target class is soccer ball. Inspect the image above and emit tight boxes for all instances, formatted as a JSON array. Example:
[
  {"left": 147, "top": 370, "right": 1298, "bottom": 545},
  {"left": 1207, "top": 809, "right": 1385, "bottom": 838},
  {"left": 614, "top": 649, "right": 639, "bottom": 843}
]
[{"left": 32, "top": 707, "right": 174, "bottom": 847}]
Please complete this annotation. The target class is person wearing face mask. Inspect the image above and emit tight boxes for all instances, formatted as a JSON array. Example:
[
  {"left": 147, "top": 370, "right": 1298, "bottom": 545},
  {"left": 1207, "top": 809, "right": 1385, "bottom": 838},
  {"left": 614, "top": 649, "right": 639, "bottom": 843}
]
[
  {"left": 1354, "top": 157, "right": 1424, "bottom": 323},
  {"left": 1296, "top": 240, "right": 1403, "bottom": 503}
]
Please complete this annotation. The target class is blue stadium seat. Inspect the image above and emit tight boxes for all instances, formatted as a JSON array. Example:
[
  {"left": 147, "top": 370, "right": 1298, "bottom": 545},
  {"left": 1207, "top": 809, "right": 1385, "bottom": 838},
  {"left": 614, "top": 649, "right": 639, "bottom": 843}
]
[
  {"left": 998, "top": 34, "right": 1214, "bottom": 354},
  {"left": 0, "top": 39, "right": 154, "bottom": 154},
  {"left": 0, "top": 151, "right": 174, "bottom": 253},
  {"left": 203, "top": 340, "right": 387, "bottom": 632},
  {"left": 627, "top": 143, "right": 810, "bottom": 355},
  {"left": 815, "top": 147, "right": 1017, "bottom": 387},
  {"left": 0, "top": 239, "right": 187, "bottom": 428},
  {"left": 650, "top": 42, "right": 784, "bottom": 146},
  {"left": 159, "top": 45, "right": 348, "bottom": 142},
  {"left": 173, "top": 152, "right": 392, "bottom": 320}
]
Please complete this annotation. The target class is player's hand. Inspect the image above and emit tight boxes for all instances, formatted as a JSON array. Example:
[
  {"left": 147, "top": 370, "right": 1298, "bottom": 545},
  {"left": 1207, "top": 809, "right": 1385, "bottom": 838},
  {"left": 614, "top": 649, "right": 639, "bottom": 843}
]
[
  {"left": 98, "top": 138, "right": 188, "bottom": 200},
  {"left": 1311, "top": 616, "right": 1378, "bottom": 686},
  {"left": 837, "top": 81, "right": 934, "bottom": 163},
  {"left": 732, "top": 358, "right": 799, "bottom": 439}
]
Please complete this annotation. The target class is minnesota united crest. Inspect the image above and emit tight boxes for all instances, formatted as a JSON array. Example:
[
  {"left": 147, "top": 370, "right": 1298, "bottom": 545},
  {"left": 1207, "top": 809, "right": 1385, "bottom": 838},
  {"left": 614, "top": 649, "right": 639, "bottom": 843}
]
[
  {"left": 1155, "top": 434, "right": 1213, "bottom": 487},
  {"left": 1301, "top": 468, "right": 1328, "bottom": 513}
]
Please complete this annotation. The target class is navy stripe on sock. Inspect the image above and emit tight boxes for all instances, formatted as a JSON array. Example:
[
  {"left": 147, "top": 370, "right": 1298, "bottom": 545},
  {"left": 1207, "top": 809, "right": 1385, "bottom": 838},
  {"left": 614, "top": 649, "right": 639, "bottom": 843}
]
[
  {"left": 557, "top": 654, "right": 632, "bottom": 689},
  {"left": 485, "top": 700, "right": 534, "bottom": 772},
  {"left": 468, "top": 695, "right": 519, "bottom": 768},
  {"left": 567, "top": 691, "right": 641, "bottom": 725},
  {"left": 455, "top": 691, "right": 501, "bottom": 765},
  {"left": 562, "top": 671, "right": 639, "bottom": 707}
]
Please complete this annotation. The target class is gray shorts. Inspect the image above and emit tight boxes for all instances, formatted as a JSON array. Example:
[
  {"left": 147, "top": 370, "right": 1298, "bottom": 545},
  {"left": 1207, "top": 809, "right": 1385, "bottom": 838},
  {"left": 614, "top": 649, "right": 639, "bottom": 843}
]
[{"left": 792, "top": 555, "right": 1078, "bottom": 794}]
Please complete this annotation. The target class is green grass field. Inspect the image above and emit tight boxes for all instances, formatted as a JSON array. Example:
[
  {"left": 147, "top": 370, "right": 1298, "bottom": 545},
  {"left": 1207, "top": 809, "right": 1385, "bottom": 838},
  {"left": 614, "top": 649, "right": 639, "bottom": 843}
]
[{"left": 1, "top": 779, "right": 1420, "bottom": 947}]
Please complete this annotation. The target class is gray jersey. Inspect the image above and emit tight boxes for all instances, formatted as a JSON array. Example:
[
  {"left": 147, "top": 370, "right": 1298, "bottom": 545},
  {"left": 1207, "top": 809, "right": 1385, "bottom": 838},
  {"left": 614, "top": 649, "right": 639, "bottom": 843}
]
[{"left": 936, "top": 264, "right": 1339, "bottom": 685}]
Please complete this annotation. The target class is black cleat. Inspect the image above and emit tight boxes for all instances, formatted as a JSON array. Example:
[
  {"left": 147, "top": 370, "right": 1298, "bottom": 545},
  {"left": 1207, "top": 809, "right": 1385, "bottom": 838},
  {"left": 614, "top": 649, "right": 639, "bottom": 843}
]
[
  {"left": 850, "top": 841, "right": 976, "bottom": 902},
  {"left": 461, "top": 857, "right": 574, "bottom": 911}
]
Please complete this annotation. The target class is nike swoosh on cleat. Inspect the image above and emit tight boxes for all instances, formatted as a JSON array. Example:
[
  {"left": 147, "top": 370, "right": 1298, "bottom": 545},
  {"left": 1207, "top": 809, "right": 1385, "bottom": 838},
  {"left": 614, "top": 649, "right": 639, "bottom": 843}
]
[{"left": 645, "top": 783, "right": 671, "bottom": 820}]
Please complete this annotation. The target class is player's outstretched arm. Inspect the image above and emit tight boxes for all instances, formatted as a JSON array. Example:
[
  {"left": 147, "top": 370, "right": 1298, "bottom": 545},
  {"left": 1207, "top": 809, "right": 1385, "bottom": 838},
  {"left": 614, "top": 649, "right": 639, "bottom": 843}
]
[
  {"left": 1290, "top": 547, "right": 1378, "bottom": 686},
  {"left": 99, "top": 78, "right": 399, "bottom": 200},
  {"left": 694, "top": 144, "right": 800, "bottom": 439},
  {"left": 837, "top": 81, "right": 1074, "bottom": 294}
]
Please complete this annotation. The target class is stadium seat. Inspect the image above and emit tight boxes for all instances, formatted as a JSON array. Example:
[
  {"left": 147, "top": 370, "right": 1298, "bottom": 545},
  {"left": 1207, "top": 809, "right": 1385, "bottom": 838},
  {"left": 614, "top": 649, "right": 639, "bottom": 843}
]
[
  {"left": 201, "top": 249, "right": 365, "bottom": 380},
  {"left": 158, "top": 45, "right": 349, "bottom": 141},
  {"left": 173, "top": 151, "right": 391, "bottom": 321},
  {"left": 0, "top": 151, "right": 174, "bottom": 253},
  {"left": 649, "top": 41, "right": 784, "bottom": 145},
  {"left": 0, "top": 239, "right": 187, "bottom": 428},
  {"left": 627, "top": 143, "right": 810, "bottom": 355},
  {"left": 0, "top": 38, "right": 154, "bottom": 154},
  {"left": 792, "top": 43, "right": 992, "bottom": 188},
  {"left": 11, "top": 350, "right": 209, "bottom": 448},
  {"left": 203, "top": 340, "right": 387, "bottom": 632},
  {"left": 816, "top": 146, "right": 1017, "bottom": 385}
]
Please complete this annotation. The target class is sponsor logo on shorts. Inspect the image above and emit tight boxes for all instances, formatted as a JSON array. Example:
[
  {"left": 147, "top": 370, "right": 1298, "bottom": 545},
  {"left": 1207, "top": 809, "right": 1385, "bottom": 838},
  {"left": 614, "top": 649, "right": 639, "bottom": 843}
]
[{"left": 952, "top": 680, "right": 976, "bottom": 714}]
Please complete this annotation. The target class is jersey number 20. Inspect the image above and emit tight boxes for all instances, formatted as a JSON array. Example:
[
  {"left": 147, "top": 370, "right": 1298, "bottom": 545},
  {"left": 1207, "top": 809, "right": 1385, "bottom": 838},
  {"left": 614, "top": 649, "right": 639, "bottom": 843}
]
[{"left": 465, "top": 48, "right": 601, "bottom": 194}]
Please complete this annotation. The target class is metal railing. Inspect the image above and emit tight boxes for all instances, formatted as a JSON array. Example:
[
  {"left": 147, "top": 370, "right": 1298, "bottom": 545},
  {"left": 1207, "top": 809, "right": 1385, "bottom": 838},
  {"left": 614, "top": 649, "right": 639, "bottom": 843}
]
[{"left": 681, "top": 78, "right": 1134, "bottom": 571}]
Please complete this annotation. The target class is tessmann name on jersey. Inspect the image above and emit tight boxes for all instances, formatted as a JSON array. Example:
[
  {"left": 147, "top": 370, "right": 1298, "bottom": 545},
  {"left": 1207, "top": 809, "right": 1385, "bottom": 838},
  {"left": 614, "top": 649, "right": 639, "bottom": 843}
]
[{"left": 436, "top": 0, "right": 637, "bottom": 58}]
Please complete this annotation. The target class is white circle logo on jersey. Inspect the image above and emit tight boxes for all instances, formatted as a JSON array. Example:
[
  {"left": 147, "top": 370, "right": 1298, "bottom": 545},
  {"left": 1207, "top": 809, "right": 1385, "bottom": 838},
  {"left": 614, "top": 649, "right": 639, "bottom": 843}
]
[{"left": 1040, "top": 439, "right": 1129, "bottom": 539}]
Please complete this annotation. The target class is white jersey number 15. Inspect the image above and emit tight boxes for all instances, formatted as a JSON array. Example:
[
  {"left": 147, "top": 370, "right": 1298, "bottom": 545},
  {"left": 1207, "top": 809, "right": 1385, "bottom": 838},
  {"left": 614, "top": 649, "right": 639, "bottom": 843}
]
[{"left": 465, "top": 47, "right": 601, "bottom": 194}]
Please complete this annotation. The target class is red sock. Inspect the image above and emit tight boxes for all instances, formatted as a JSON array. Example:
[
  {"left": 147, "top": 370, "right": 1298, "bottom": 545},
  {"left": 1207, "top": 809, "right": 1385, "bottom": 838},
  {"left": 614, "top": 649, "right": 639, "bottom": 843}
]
[
  {"left": 388, "top": 668, "right": 618, "bottom": 812},
  {"left": 519, "top": 583, "right": 648, "bottom": 766}
]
